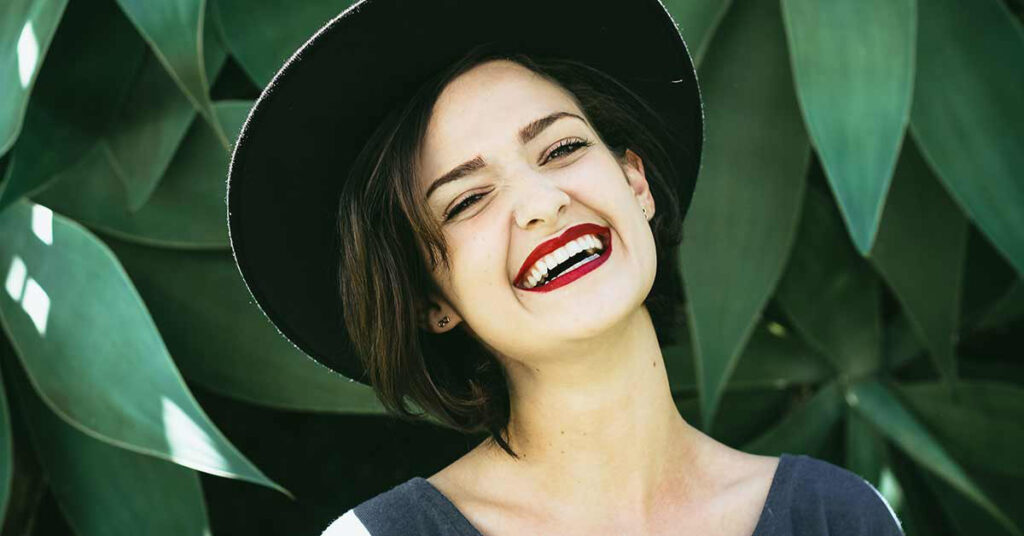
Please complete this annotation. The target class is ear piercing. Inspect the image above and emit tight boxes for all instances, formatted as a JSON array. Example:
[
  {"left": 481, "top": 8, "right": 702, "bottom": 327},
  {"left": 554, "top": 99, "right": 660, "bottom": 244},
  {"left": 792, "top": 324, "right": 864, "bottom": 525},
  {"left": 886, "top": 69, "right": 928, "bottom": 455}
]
[
  {"left": 640, "top": 204, "right": 648, "bottom": 218},
  {"left": 437, "top": 315, "right": 450, "bottom": 328}
]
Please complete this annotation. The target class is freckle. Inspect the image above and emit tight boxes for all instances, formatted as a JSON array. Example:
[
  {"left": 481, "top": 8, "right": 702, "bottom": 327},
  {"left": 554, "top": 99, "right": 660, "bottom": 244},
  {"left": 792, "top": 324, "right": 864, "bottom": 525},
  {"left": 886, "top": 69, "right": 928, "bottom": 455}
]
[{"left": 560, "top": 430, "right": 564, "bottom": 435}]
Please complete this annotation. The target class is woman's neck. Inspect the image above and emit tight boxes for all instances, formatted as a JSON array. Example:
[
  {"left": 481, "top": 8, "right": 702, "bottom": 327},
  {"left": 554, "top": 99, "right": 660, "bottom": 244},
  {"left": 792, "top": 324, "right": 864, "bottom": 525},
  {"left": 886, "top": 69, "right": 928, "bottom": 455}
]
[{"left": 477, "top": 306, "right": 708, "bottom": 524}]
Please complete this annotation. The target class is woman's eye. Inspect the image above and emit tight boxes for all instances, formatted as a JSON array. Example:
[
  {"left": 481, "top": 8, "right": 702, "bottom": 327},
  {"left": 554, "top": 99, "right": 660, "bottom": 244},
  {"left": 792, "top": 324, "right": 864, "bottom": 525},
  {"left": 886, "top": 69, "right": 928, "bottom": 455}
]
[
  {"left": 445, "top": 192, "right": 487, "bottom": 221},
  {"left": 542, "top": 137, "right": 592, "bottom": 164}
]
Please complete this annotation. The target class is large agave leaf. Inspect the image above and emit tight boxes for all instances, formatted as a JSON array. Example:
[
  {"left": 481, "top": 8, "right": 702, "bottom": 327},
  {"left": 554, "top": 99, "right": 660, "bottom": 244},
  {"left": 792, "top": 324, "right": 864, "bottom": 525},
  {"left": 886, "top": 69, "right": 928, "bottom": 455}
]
[
  {"left": 0, "top": 199, "right": 287, "bottom": 496},
  {"left": 113, "top": 0, "right": 229, "bottom": 166},
  {"left": 925, "top": 471, "right": 1019, "bottom": 536},
  {"left": 781, "top": 0, "right": 915, "bottom": 254},
  {"left": 776, "top": 185, "right": 882, "bottom": 378},
  {"left": 214, "top": 0, "right": 358, "bottom": 87},
  {"left": 680, "top": 0, "right": 809, "bottom": 429},
  {"left": 744, "top": 381, "right": 843, "bottom": 456},
  {"left": 3, "top": 351, "right": 211, "bottom": 536},
  {"left": 664, "top": 322, "right": 831, "bottom": 393},
  {"left": 870, "top": 140, "right": 967, "bottom": 383},
  {"left": 0, "top": 0, "right": 68, "bottom": 157},
  {"left": 918, "top": 458, "right": 1024, "bottom": 536},
  {"left": 101, "top": 52, "right": 213, "bottom": 214},
  {"left": 107, "top": 237, "right": 385, "bottom": 413},
  {"left": 661, "top": 0, "right": 733, "bottom": 66},
  {"left": 887, "top": 446, "right": 953, "bottom": 536},
  {"left": 848, "top": 379, "right": 1020, "bottom": 535},
  {"left": 896, "top": 380, "right": 1024, "bottom": 478},
  {"left": 0, "top": 0, "right": 145, "bottom": 213},
  {"left": 910, "top": 0, "right": 1024, "bottom": 277},
  {"left": 0, "top": 0, "right": 227, "bottom": 215},
  {"left": 33, "top": 101, "right": 248, "bottom": 249}
]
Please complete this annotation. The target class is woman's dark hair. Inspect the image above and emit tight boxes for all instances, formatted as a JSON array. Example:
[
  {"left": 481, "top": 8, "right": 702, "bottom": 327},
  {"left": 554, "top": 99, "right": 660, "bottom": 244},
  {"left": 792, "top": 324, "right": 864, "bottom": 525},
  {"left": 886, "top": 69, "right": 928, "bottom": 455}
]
[{"left": 337, "top": 44, "right": 688, "bottom": 458}]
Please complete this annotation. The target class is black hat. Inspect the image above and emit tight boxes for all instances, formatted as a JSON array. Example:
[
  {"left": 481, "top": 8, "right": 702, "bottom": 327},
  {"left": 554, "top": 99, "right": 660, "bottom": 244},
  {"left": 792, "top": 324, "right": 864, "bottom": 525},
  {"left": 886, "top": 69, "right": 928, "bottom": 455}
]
[{"left": 226, "top": 0, "right": 703, "bottom": 384}]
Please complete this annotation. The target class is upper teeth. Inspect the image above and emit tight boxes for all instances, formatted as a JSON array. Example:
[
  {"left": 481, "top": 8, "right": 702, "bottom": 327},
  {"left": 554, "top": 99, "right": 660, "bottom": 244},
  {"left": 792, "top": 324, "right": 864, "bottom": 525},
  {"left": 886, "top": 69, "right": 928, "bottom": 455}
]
[{"left": 522, "top": 234, "right": 604, "bottom": 289}]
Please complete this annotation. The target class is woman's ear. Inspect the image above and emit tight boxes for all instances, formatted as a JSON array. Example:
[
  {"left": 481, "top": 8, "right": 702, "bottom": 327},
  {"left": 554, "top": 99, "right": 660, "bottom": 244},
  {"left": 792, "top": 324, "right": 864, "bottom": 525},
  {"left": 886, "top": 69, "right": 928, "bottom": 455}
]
[
  {"left": 423, "top": 294, "right": 463, "bottom": 333},
  {"left": 622, "top": 148, "right": 655, "bottom": 219}
]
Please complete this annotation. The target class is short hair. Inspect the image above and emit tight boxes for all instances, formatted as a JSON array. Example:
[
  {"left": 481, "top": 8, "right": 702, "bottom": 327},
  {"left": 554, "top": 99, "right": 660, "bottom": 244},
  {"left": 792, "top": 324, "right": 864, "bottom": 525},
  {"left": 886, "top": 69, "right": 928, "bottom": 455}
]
[{"left": 336, "top": 45, "right": 687, "bottom": 458}]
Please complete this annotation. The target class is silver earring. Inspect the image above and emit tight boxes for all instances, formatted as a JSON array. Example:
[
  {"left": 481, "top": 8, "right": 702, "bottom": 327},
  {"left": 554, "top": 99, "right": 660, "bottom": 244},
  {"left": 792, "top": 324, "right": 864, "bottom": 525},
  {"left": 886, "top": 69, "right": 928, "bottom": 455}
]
[
  {"left": 437, "top": 315, "right": 450, "bottom": 328},
  {"left": 641, "top": 205, "right": 648, "bottom": 218}
]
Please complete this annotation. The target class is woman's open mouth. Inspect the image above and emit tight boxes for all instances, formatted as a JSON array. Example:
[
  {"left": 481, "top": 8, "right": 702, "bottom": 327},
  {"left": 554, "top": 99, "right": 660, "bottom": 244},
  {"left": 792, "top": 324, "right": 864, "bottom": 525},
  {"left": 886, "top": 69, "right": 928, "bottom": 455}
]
[{"left": 514, "top": 223, "right": 612, "bottom": 293}]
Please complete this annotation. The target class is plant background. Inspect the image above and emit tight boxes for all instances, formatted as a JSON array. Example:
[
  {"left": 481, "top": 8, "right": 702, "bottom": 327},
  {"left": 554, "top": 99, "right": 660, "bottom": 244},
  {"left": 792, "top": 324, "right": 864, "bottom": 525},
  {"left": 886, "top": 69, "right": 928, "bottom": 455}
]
[{"left": 1, "top": 0, "right": 1023, "bottom": 534}]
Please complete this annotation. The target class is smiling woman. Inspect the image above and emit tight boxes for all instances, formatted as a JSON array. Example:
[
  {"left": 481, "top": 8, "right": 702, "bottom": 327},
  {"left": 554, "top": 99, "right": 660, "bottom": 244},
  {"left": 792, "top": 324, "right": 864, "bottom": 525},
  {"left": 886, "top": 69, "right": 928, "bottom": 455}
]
[
  {"left": 225, "top": 0, "right": 905, "bottom": 535},
  {"left": 335, "top": 49, "right": 687, "bottom": 460}
]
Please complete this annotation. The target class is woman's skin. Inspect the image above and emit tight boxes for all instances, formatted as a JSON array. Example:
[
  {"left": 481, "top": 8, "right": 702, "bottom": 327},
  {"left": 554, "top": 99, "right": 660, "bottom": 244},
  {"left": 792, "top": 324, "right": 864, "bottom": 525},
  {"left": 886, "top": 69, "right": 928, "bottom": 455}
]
[{"left": 417, "top": 60, "right": 779, "bottom": 536}]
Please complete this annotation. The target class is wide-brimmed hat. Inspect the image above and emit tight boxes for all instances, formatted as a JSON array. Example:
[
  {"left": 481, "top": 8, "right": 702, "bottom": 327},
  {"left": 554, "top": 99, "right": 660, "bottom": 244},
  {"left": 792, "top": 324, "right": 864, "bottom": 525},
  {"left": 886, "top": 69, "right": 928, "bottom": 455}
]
[{"left": 226, "top": 0, "right": 704, "bottom": 384}]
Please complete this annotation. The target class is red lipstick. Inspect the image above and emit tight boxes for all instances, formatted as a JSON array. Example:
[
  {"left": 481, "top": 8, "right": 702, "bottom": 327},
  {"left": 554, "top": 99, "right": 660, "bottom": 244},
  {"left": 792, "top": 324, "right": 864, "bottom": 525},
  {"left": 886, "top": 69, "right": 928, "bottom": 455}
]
[{"left": 514, "top": 223, "right": 612, "bottom": 292}]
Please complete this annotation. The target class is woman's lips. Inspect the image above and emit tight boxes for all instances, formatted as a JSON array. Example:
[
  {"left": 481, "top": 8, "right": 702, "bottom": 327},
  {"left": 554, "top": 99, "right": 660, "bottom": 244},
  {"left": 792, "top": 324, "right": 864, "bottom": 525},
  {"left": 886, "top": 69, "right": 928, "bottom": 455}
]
[
  {"left": 513, "top": 223, "right": 612, "bottom": 291},
  {"left": 521, "top": 239, "right": 611, "bottom": 293}
]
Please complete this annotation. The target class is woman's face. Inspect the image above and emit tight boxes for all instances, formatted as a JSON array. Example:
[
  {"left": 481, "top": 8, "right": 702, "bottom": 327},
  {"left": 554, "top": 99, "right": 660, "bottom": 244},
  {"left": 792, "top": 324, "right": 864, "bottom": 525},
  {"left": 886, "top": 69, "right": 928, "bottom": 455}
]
[{"left": 418, "top": 59, "right": 658, "bottom": 362}]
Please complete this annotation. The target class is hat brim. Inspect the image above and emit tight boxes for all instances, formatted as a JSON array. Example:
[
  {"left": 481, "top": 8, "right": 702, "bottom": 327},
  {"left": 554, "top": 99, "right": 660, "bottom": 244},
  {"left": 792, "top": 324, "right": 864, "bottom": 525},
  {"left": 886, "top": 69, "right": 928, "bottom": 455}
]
[{"left": 227, "top": 0, "right": 703, "bottom": 382}]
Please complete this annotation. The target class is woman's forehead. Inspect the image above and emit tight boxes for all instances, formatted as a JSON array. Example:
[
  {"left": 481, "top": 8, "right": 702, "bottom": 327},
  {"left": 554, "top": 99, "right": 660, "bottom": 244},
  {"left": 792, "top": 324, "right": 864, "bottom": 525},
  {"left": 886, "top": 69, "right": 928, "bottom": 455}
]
[
  {"left": 419, "top": 60, "right": 586, "bottom": 180},
  {"left": 432, "top": 60, "right": 580, "bottom": 127}
]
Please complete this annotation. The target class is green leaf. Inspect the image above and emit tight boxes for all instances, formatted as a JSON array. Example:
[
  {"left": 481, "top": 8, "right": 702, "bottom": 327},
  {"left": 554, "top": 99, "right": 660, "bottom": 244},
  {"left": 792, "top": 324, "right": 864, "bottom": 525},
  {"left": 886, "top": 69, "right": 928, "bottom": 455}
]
[
  {"left": 776, "top": 185, "right": 882, "bottom": 378},
  {"left": 870, "top": 139, "right": 967, "bottom": 383},
  {"left": 101, "top": 53, "right": 205, "bottom": 212},
  {"left": 0, "top": 0, "right": 147, "bottom": 213},
  {"left": 32, "top": 101, "right": 247, "bottom": 249},
  {"left": 106, "top": 237, "right": 386, "bottom": 414},
  {"left": 214, "top": 0, "right": 358, "bottom": 87},
  {"left": 0, "top": 0, "right": 68, "bottom": 157},
  {"left": 105, "top": 6, "right": 229, "bottom": 213},
  {"left": 896, "top": 380, "right": 1024, "bottom": 478},
  {"left": 744, "top": 381, "right": 843, "bottom": 456},
  {"left": 664, "top": 321, "right": 831, "bottom": 393},
  {"left": 919, "top": 466, "right": 1024, "bottom": 536},
  {"left": 0, "top": 0, "right": 228, "bottom": 217},
  {"left": 0, "top": 199, "right": 288, "bottom": 496},
  {"left": 680, "top": 0, "right": 809, "bottom": 429},
  {"left": 910, "top": 0, "right": 1024, "bottom": 277},
  {"left": 887, "top": 445, "right": 954, "bottom": 536},
  {"left": 662, "top": 0, "right": 733, "bottom": 66},
  {"left": 848, "top": 379, "right": 1021, "bottom": 535},
  {"left": 845, "top": 410, "right": 885, "bottom": 486},
  {"left": 113, "top": 0, "right": 229, "bottom": 162},
  {"left": 4, "top": 351, "right": 211, "bottom": 536},
  {"left": 781, "top": 0, "right": 916, "bottom": 254}
]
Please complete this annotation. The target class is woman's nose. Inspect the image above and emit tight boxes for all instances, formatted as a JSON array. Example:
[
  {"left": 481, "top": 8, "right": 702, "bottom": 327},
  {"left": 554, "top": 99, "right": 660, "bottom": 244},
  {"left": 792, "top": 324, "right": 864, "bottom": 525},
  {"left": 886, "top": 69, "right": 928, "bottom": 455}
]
[{"left": 512, "top": 172, "right": 571, "bottom": 230}]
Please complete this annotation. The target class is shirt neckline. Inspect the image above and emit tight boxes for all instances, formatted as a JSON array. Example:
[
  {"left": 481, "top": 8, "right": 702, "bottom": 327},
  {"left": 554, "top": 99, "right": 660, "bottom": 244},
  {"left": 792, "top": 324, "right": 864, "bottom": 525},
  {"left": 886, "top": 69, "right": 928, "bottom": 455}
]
[{"left": 412, "top": 452, "right": 795, "bottom": 536}]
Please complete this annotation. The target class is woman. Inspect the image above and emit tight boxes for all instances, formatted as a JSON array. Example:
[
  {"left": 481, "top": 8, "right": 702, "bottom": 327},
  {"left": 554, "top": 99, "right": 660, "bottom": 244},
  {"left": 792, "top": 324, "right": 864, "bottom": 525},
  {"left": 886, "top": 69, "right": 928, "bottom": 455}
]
[{"left": 227, "top": 1, "right": 904, "bottom": 535}]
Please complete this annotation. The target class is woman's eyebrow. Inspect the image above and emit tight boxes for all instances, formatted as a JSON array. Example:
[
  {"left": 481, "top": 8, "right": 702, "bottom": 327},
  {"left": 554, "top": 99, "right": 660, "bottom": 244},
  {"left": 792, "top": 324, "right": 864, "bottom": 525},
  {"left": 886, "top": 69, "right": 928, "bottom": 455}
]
[
  {"left": 425, "top": 111, "right": 586, "bottom": 200},
  {"left": 518, "top": 111, "right": 585, "bottom": 144}
]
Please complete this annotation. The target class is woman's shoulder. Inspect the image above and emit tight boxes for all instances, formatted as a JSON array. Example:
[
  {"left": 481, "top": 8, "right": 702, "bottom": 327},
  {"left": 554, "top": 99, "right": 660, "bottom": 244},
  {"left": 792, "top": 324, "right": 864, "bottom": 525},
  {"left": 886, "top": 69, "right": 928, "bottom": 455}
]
[
  {"left": 757, "top": 453, "right": 904, "bottom": 536},
  {"left": 319, "top": 476, "right": 479, "bottom": 536}
]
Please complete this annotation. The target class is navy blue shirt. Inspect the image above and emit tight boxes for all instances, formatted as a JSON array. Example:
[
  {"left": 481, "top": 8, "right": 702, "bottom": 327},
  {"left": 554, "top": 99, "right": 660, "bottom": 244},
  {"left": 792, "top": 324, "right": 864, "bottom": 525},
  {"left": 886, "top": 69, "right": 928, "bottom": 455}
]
[{"left": 322, "top": 453, "right": 904, "bottom": 535}]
